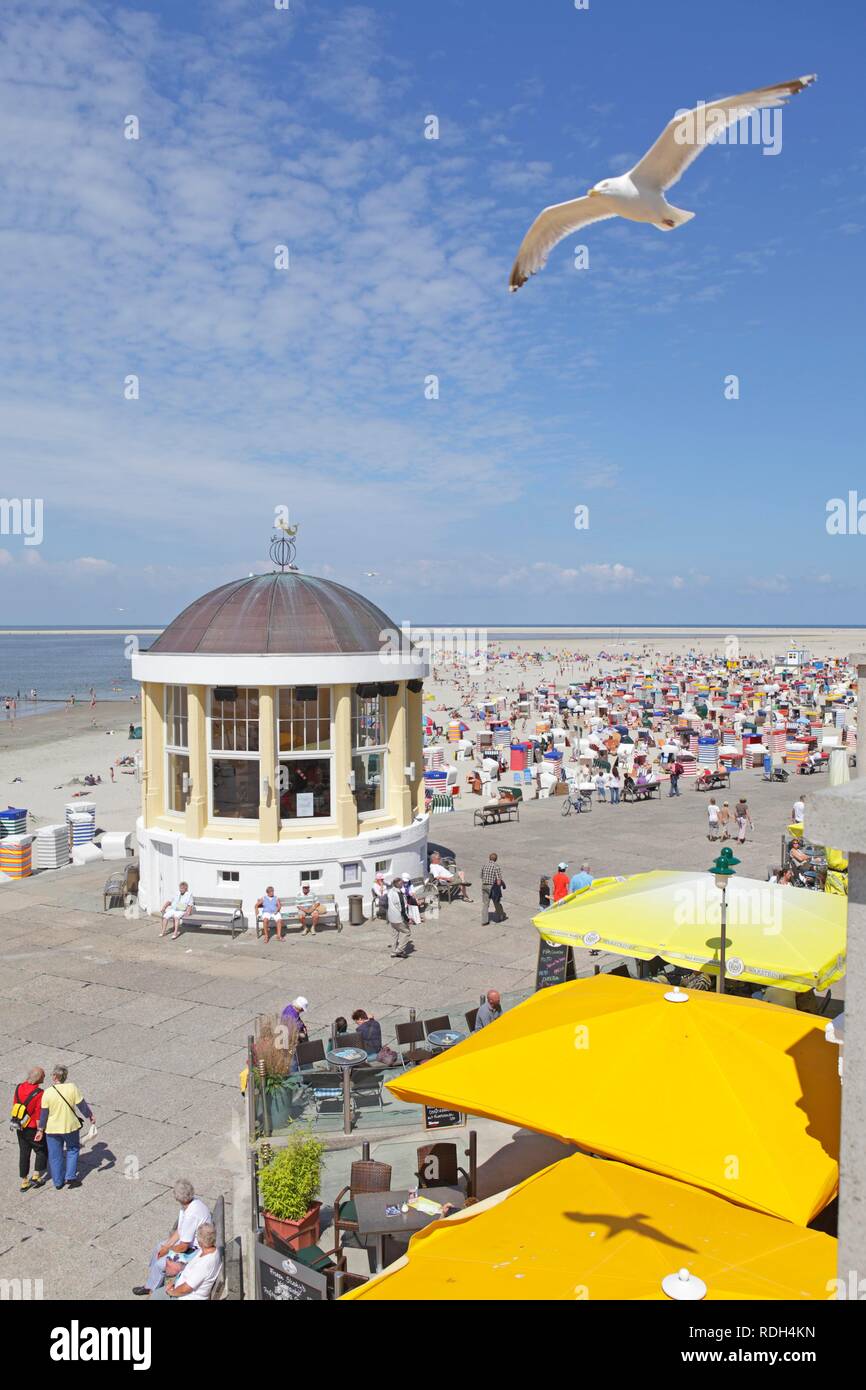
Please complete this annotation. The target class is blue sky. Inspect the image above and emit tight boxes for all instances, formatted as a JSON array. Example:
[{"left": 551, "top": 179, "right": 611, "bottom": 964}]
[{"left": 0, "top": 0, "right": 863, "bottom": 625}]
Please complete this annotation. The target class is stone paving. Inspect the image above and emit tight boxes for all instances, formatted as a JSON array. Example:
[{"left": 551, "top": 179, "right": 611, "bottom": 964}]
[{"left": 0, "top": 767, "right": 828, "bottom": 1298}]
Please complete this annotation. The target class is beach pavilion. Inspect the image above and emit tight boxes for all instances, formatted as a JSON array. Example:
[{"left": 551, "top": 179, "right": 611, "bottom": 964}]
[{"left": 131, "top": 541, "right": 428, "bottom": 923}]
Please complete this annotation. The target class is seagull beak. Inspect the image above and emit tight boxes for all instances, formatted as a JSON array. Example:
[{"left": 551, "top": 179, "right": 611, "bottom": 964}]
[{"left": 587, "top": 188, "right": 597, "bottom": 197}]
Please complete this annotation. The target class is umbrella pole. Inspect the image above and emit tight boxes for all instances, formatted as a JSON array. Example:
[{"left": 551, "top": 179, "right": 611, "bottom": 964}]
[{"left": 717, "top": 883, "right": 727, "bottom": 995}]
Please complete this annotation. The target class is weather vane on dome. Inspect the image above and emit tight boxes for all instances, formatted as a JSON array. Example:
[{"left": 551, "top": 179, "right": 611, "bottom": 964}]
[{"left": 270, "top": 517, "right": 299, "bottom": 572}]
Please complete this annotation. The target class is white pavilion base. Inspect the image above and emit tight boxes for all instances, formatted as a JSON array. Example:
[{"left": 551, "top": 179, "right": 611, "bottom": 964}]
[{"left": 135, "top": 815, "right": 430, "bottom": 925}]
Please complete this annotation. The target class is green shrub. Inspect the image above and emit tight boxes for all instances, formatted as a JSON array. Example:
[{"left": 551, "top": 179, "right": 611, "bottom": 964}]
[{"left": 260, "top": 1132, "right": 324, "bottom": 1223}]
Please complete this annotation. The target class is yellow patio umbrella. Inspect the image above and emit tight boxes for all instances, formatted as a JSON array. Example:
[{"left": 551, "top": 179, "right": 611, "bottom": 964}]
[
  {"left": 387, "top": 975, "right": 839, "bottom": 1225},
  {"left": 342, "top": 1152, "right": 836, "bottom": 1301},
  {"left": 533, "top": 870, "right": 846, "bottom": 993}
]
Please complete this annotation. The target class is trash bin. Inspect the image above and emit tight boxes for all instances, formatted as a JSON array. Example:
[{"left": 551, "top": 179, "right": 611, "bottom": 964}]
[{"left": 348, "top": 894, "right": 365, "bottom": 926}]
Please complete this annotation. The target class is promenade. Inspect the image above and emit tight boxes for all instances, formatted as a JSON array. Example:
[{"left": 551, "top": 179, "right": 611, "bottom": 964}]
[{"left": 0, "top": 768, "right": 830, "bottom": 1299}]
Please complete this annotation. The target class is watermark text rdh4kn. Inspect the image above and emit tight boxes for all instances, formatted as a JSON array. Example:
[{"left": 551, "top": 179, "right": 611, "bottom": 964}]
[{"left": 0, "top": 498, "right": 43, "bottom": 546}]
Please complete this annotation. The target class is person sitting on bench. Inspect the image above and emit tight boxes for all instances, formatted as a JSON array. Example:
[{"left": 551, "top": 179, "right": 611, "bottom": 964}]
[
  {"left": 160, "top": 883, "right": 194, "bottom": 940},
  {"left": 295, "top": 884, "right": 322, "bottom": 936},
  {"left": 256, "top": 886, "right": 284, "bottom": 943}
]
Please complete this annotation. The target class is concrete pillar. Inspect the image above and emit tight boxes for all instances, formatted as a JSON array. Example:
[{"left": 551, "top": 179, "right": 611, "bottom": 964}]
[
  {"left": 257, "top": 688, "right": 278, "bottom": 843},
  {"left": 185, "top": 685, "right": 208, "bottom": 837},
  {"left": 406, "top": 685, "right": 425, "bottom": 815},
  {"left": 334, "top": 684, "right": 358, "bottom": 838},
  {"left": 142, "top": 683, "right": 164, "bottom": 828},
  {"left": 386, "top": 687, "right": 411, "bottom": 825}
]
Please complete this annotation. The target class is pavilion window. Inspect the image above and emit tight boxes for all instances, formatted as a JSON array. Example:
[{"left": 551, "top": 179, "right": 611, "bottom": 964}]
[
  {"left": 209, "top": 688, "right": 260, "bottom": 820},
  {"left": 164, "top": 685, "right": 189, "bottom": 814},
  {"left": 351, "top": 691, "right": 387, "bottom": 817},
  {"left": 276, "top": 687, "right": 333, "bottom": 821}
]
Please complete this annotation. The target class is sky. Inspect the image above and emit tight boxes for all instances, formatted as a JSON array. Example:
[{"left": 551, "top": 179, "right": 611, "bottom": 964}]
[{"left": 0, "top": 0, "right": 864, "bottom": 626}]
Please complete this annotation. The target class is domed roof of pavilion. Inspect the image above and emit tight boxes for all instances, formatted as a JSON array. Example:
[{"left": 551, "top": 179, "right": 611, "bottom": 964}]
[{"left": 149, "top": 572, "right": 397, "bottom": 656}]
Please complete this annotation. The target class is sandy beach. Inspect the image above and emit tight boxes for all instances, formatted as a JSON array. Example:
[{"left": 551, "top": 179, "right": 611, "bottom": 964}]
[
  {"left": 0, "top": 699, "right": 142, "bottom": 833},
  {"left": 2, "top": 626, "right": 861, "bottom": 840}
]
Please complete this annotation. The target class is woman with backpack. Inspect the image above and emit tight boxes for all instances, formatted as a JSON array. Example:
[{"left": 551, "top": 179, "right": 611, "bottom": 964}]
[
  {"left": 37, "top": 1063, "right": 96, "bottom": 1190},
  {"left": 11, "top": 1066, "right": 48, "bottom": 1192}
]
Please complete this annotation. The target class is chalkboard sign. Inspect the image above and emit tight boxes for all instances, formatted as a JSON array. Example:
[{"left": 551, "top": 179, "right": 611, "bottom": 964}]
[
  {"left": 424, "top": 1105, "right": 465, "bottom": 1131},
  {"left": 256, "top": 1236, "right": 326, "bottom": 1301},
  {"left": 536, "top": 938, "right": 575, "bottom": 991}
]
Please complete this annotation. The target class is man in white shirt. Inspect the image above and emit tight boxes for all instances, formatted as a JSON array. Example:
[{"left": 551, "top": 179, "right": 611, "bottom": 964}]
[
  {"left": 707, "top": 799, "right": 721, "bottom": 841},
  {"left": 428, "top": 851, "right": 468, "bottom": 901},
  {"left": 792, "top": 796, "right": 805, "bottom": 825},
  {"left": 134, "top": 1179, "right": 211, "bottom": 1295},
  {"left": 152, "top": 1222, "right": 222, "bottom": 1301},
  {"left": 160, "top": 882, "right": 194, "bottom": 940},
  {"left": 386, "top": 879, "right": 411, "bottom": 958}
]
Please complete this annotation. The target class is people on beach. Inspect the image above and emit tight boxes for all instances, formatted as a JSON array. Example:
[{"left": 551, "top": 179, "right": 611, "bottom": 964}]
[
  {"left": 151, "top": 1221, "right": 221, "bottom": 1301},
  {"left": 386, "top": 878, "right": 412, "bottom": 957},
  {"left": 707, "top": 799, "right": 720, "bottom": 840},
  {"left": 352, "top": 1008, "right": 383, "bottom": 1058},
  {"left": 569, "top": 862, "right": 593, "bottom": 893},
  {"left": 474, "top": 989, "right": 502, "bottom": 1030},
  {"left": 38, "top": 1064, "right": 95, "bottom": 1190},
  {"left": 552, "top": 862, "right": 570, "bottom": 902},
  {"left": 735, "top": 797, "right": 753, "bottom": 843},
  {"left": 160, "top": 882, "right": 194, "bottom": 939},
  {"left": 295, "top": 883, "right": 322, "bottom": 935},
  {"left": 12, "top": 1067, "right": 48, "bottom": 1191},
  {"left": 256, "top": 886, "right": 284, "bottom": 943},
  {"left": 133, "top": 1180, "right": 212, "bottom": 1297},
  {"left": 718, "top": 801, "right": 733, "bottom": 840},
  {"left": 481, "top": 852, "right": 506, "bottom": 923}
]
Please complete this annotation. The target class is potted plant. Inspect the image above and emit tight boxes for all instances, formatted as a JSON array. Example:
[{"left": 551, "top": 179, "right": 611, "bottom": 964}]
[
  {"left": 260, "top": 1132, "right": 325, "bottom": 1250},
  {"left": 254, "top": 1014, "right": 299, "bottom": 1134}
]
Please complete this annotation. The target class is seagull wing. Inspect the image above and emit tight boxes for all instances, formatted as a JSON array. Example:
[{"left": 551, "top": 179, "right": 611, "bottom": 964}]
[
  {"left": 629, "top": 74, "right": 816, "bottom": 191},
  {"left": 509, "top": 195, "right": 617, "bottom": 292}
]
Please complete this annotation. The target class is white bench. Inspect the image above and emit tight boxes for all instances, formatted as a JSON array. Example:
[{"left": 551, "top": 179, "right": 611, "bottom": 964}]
[
  {"left": 256, "top": 892, "right": 342, "bottom": 937},
  {"left": 182, "top": 896, "right": 246, "bottom": 939}
]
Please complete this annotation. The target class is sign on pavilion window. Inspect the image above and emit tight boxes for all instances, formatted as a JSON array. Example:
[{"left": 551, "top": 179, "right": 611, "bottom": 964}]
[{"left": 277, "top": 688, "right": 333, "bottom": 822}]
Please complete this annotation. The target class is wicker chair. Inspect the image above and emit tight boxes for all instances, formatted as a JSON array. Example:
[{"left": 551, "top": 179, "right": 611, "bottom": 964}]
[{"left": 333, "top": 1159, "right": 392, "bottom": 1254}]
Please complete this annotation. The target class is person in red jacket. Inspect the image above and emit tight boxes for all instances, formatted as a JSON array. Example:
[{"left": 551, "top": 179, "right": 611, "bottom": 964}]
[
  {"left": 552, "top": 863, "right": 571, "bottom": 902},
  {"left": 13, "top": 1067, "right": 48, "bottom": 1191}
]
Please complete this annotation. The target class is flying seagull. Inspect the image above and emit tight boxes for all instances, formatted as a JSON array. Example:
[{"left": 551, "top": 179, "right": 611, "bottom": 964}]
[{"left": 509, "top": 75, "right": 816, "bottom": 292}]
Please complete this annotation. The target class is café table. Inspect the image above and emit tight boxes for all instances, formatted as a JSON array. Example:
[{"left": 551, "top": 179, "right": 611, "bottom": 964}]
[
  {"left": 326, "top": 1046, "right": 368, "bottom": 1134},
  {"left": 426, "top": 1028, "right": 466, "bottom": 1052},
  {"left": 353, "top": 1186, "right": 466, "bottom": 1271}
]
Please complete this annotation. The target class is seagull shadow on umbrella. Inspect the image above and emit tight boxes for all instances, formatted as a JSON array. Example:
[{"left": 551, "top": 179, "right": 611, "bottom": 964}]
[{"left": 564, "top": 1208, "right": 696, "bottom": 1253}]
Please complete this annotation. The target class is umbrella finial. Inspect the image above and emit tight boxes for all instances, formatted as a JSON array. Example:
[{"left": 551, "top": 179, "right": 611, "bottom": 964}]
[
  {"left": 664, "top": 986, "right": 689, "bottom": 1004},
  {"left": 662, "top": 1267, "right": 707, "bottom": 1301}
]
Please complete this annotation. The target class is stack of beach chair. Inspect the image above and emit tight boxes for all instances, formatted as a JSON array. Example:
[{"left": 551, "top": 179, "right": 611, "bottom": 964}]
[
  {"left": 34, "top": 824, "right": 71, "bottom": 870},
  {"left": 65, "top": 801, "right": 96, "bottom": 844},
  {"left": 0, "top": 836, "right": 33, "bottom": 879}
]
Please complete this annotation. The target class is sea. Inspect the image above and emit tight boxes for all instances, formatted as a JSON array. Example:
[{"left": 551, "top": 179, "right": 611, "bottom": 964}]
[
  {"left": 0, "top": 624, "right": 852, "bottom": 718},
  {"left": 0, "top": 629, "right": 157, "bottom": 713}
]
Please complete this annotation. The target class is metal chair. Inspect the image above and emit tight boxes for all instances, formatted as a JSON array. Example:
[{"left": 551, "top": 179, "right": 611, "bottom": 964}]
[
  {"left": 464, "top": 1007, "right": 479, "bottom": 1032},
  {"left": 395, "top": 1020, "right": 429, "bottom": 1066},
  {"left": 268, "top": 1229, "right": 349, "bottom": 1300},
  {"left": 415, "top": 1142, "right": 469, "bottom": 1191},
  {"left": 423, "top": 1015, "right": 451, "bottom": 1036},
  {"left": 351, "top": 1067, "right": 385, "bottom": 1110},
  {"left": 333, "top": 1159, "right": 393, "bottom": 1254},
  {"left": 296, "top": 1039, "right": 327, "bottom": 1070},
  {"left": 310, "top": 1070, "right": 350, "bottom": 1120}
]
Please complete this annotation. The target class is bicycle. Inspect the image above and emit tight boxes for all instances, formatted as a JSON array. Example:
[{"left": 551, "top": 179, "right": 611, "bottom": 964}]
[{"left": 561, "top": 790, "right": 592, "bottom": 816}]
